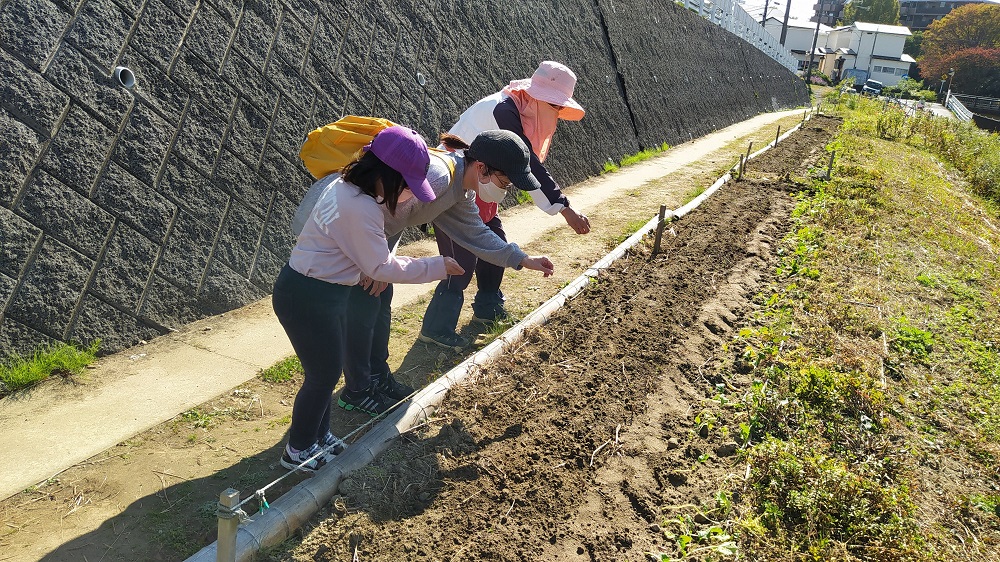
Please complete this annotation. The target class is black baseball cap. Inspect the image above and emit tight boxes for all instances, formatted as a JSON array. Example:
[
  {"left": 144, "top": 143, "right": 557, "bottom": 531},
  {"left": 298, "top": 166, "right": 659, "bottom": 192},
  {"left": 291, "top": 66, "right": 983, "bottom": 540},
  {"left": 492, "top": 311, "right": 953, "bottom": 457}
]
[{"left": 466, "top": 130, "right": 542, "bottom": 192}]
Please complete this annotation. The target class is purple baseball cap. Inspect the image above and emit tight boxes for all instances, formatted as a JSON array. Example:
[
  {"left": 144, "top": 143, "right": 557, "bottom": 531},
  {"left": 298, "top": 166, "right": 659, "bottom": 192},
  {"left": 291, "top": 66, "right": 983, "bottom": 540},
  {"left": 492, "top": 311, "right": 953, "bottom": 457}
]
[{"left": 366, "top": 126, "right": 435, "bottom": 202}]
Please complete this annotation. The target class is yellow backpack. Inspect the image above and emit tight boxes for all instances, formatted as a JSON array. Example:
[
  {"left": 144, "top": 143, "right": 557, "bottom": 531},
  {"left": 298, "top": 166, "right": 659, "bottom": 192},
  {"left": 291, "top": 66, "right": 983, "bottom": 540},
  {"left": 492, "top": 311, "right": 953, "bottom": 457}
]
[{"left": 298, "top": 115, "right": 398, "bottom": 179}]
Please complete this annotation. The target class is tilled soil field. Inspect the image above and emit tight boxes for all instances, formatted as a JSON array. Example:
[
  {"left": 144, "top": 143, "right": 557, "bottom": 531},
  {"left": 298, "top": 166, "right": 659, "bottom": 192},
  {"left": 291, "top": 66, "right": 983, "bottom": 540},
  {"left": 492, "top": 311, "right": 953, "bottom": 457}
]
[{"left": 274, "top": 116, "right": 841, "bottom": 561}]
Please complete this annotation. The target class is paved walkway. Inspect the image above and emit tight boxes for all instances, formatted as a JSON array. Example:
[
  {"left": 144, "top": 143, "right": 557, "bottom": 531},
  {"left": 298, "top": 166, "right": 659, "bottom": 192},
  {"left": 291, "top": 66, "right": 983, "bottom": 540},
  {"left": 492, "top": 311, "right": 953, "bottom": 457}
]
[{"left": 0, "top": 109, "right": 802, "bottom": 501}]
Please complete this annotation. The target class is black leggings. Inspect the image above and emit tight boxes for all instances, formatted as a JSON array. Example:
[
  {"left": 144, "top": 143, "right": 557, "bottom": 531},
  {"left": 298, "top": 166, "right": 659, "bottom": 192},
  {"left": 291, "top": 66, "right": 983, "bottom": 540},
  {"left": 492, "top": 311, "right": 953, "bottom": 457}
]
[{"left": 272, "top": 265, "right": 350, "bottom": 450}]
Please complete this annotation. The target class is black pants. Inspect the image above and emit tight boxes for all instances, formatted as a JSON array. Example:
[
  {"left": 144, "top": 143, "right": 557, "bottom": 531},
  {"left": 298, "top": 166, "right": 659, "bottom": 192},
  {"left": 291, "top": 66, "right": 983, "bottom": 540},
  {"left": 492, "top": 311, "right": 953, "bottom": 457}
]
[
  {"left": 272, "top": 265, "right": 350, "bottom": 451},
  {"left": 343, "top": 283, "right": 393, "bottom": 390},
  {"left": 421, "top": 216, "right": 507, "bottom": 335}
]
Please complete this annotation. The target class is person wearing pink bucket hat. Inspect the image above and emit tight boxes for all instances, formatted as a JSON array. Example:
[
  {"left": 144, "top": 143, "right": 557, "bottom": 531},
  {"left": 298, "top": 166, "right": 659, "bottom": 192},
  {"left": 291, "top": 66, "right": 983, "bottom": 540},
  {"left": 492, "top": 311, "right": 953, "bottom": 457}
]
[
  {"left": 510, "top": 60, "right": 586, "bottom": 123},
  {"left": 271, "top": 126, "right": 466, "bottom": 472},
  {"left": 418, "top": 61, "right": 591, "bottom": 350}
]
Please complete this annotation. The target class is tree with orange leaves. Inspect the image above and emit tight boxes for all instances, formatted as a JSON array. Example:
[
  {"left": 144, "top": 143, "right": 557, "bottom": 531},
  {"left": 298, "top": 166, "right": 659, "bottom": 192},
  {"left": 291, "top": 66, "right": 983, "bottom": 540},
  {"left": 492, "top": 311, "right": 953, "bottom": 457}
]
[{"left": 918, "top": 3, "right": 1000, "bottom": 96}]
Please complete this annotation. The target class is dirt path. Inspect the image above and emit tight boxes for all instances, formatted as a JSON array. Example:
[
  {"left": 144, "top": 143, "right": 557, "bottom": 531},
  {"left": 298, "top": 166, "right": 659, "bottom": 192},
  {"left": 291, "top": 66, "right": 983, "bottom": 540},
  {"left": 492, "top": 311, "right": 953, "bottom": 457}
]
[
  {"left": 270, "top": 117, "right": 840, "bottom": 561},
  {"left": 0, "top": 110, "right": 822, "bottom": 561}
]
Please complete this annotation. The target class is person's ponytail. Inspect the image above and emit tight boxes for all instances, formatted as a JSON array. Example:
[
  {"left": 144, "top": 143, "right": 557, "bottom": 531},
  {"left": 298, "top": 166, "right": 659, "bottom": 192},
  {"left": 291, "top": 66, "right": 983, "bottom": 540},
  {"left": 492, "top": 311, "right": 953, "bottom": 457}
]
[
  {"left": 439, "top": 133, "right": 469, "bottom": 151},
  {"left": 439, "top": 133, "right": 498, "bottom": 175}
]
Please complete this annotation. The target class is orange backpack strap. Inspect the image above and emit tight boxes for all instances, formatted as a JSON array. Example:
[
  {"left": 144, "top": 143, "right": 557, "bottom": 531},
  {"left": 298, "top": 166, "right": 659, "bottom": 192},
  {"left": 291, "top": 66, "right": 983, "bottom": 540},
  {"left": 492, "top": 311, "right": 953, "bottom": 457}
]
[{"left": 428, "top": 147, "right": 456, "bottom": 181}]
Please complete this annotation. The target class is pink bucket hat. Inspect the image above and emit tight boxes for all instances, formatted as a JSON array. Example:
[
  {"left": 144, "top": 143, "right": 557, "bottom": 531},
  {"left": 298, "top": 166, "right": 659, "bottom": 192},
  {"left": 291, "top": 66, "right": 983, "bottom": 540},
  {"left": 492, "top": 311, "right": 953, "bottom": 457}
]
[{"left": 510, "top": 61, "right": 585, "bottom": 121}]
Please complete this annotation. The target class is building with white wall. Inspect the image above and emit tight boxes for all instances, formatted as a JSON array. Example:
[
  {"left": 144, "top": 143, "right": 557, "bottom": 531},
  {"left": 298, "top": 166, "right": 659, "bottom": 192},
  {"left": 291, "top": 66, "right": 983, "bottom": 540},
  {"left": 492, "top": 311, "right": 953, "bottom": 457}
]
[
  {"left": 764, "top": 17, "right": 831, "bottom": 73},
  {"left": 822, "top": 22, "right": 914, "bottom": 85},
  {"left": 765, "top": 18, "right": 915, "bottom": 85}
]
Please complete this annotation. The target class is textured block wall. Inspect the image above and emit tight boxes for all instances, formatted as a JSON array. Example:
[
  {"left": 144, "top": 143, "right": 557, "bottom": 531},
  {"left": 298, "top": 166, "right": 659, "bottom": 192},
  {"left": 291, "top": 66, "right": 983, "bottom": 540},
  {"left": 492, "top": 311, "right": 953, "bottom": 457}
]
[{"left": 0, "top": 0, "right": 809, "bottom": 358}]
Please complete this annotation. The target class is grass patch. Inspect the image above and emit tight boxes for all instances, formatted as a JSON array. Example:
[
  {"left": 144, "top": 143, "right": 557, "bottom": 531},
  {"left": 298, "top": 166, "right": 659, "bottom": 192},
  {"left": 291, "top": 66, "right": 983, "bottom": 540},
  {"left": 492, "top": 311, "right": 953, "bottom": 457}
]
[
  {"left": 0, "top": 341, "right": 99, "bottom": 397},
  {"left": 514, "top": 189, "right": 533, "bottom": 205},
  {"left": 823, "top": 90, "right": 1000, "bottom": 205},
  {"left": 605, "top": 219, "right": 650, "bottom": 249},
  {"left": 259, "top": 355, "right": 301, "bottom": 383},
  {"left": 681, "top": 185, "right": 706, "bottom": 205},
  {"left": 602, "top": 142, "right": 671, "bottom": 174}
]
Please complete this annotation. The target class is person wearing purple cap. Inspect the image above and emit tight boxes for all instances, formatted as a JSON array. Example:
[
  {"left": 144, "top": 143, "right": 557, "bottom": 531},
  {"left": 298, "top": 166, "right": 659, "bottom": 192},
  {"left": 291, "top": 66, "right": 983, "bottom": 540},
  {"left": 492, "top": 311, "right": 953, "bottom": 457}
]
[
  {"left": 420, "top": 61, "right": 591, "bottom": 350},
  {"left": 272, "top": 126, "right": 465, "bottom": 472}
]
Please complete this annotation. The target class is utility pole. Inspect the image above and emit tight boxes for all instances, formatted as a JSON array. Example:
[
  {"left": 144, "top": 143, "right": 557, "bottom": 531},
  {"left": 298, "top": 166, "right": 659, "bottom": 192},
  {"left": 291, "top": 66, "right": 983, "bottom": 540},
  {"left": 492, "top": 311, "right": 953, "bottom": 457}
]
[
  {"left": 805, "top": 14, "right": 823, "bottom": 88},
  {"left": 779, "top": 0, "right": 792, "bottom": 45},
  {"left": 806, "top": 12, "right": 823, "bottom": 88},
  {"left": 945, "top": 68, "right": 956, "bottom": 104},
  {"left": 865, "top": 28, "right": 880, "bottom": 78},
  {"left": 761, "top": 0, "right": 775, "bottom": 25}
]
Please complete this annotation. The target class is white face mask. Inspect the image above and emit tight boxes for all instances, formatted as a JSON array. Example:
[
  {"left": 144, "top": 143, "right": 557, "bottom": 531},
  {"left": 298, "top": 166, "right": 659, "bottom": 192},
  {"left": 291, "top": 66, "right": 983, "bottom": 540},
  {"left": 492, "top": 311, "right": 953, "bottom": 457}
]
[{"left": 477, "top": 179, "right": 507, "bottom": 203}]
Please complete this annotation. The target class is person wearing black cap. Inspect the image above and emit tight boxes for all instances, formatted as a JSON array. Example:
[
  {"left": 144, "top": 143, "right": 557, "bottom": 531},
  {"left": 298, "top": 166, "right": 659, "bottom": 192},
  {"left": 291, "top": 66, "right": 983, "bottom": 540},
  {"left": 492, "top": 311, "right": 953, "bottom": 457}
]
[{"left": 335, "top": 129, "right": 556, "bottom": 417}]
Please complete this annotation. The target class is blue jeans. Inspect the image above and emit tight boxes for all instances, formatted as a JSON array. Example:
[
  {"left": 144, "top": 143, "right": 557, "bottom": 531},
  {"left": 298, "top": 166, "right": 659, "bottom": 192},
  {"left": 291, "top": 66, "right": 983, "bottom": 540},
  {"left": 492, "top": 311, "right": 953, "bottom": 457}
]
[{"left": 421, "top": 216, "right": 507, "bottom": 335}]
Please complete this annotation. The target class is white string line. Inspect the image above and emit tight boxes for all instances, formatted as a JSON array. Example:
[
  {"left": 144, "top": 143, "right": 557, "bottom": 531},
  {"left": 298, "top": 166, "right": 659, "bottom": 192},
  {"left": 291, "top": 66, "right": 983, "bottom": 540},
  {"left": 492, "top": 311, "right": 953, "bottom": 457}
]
[{"left": 228, "top": 385, "right": 422, "bottom": 514}]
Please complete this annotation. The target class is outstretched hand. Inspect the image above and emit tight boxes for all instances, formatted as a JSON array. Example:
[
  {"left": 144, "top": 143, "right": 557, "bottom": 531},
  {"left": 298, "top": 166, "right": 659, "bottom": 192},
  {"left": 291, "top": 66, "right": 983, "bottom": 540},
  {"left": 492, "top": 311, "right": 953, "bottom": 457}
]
[
  {"left": 520, "top": 256, "right": 555, "bottom": 277},
  {"left": 443, "top": 257, "right": 466, "bottom": 276},
  {"left": 561, "top": 207, "right": 591, "bottom": 234}
]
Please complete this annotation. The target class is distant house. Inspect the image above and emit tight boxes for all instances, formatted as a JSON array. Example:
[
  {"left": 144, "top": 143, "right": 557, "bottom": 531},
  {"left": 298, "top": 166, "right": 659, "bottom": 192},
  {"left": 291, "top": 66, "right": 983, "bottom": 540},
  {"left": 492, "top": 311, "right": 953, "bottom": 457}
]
[
  {"left": 812, "top": 0, "right": 847, "bottom": 25},
  {"left": 764, "top": 18, "right": 915, "bottom": 85},
  {"left": 812, "top": 0, "right": 996, "bottom": 30},
  {"left": 819, "top": 22, "right": 915, "bottom": 85},
  {"left": 897, "top": 0, "right": 994, "bottom": 31}
]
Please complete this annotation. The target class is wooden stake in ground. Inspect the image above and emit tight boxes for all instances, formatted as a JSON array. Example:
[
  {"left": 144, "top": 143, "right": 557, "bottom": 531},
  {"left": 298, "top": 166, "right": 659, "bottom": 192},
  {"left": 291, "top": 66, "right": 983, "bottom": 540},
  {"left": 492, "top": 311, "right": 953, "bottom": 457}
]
[
  {"left": 652, "top": 205, "right": 668, "bottom": 255},
  {"left": 826, "top": 150, "right": 836, "bottom": 180},
  {"left": 775, "top": 125, "right": 782, "bottom": 147}
]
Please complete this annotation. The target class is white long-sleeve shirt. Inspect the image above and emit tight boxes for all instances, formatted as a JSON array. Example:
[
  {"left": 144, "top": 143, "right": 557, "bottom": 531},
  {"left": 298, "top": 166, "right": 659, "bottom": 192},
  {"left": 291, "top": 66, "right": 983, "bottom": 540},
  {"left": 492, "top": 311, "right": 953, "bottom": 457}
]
[{"left": 289, "top": 176, "right": 447, "bottom": 285}]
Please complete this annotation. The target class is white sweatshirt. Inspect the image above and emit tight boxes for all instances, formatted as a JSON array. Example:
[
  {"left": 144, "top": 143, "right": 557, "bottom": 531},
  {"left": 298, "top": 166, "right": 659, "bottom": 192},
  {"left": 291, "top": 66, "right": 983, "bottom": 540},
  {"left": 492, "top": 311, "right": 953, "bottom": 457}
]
[{"left": 289, "top": 176, "right": 447, "bottom": 285}]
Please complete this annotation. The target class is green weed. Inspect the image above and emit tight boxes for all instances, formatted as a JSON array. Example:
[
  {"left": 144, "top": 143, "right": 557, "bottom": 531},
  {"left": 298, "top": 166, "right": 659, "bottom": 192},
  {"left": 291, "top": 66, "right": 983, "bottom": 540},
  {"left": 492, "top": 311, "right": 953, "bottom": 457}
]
[
  {"left": 720, "top": 100, "right": 1000, "bottom": 558},
  {"left": 601, "top": 142, "right": 671, "bottom": 174},
  {"left": 681, "top": 186, "right": 706, "bottom": 205},
  {"left": 259, "top": 355, "right": 301, "bottom": 383},
  {"left": 180, "top": 409, "right": 215, "bottom": 429},
  {"left": 605, "top": 219, "right": 649, "bottom": 249},
  {"left": 0, "top": 340, "right": 99, "bottom": 396}
]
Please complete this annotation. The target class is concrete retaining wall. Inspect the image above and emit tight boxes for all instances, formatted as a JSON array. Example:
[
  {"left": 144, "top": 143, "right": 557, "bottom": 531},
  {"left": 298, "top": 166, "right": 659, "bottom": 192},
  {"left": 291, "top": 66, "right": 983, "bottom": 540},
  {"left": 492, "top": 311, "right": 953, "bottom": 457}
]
[{"left": 0, "top": 0, "right": 809, "bottom": 358}]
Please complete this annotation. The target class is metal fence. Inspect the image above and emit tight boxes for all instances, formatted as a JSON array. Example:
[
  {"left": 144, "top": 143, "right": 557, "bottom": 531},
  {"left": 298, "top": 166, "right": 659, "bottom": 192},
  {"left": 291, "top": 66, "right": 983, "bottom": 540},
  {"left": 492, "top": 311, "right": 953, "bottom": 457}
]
[
  {"left": 946, "top": 93, "right": 974, "bottom": 122},
  {"left": 953, "top": 94, "right": 1000, "bottom": 115},
  {"left": 683, "top": 0, "right": 799, "bottom": 73}
]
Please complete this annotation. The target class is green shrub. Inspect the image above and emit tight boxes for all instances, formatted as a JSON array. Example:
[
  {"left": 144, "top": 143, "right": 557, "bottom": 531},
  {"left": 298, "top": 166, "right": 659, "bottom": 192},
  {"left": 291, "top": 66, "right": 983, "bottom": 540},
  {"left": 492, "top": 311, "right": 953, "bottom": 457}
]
[
  {"left": 915, "top": 90, "right": 938, "bottom": 102},
  {"left": 883, "top": 78, "right": 923, "bottom": 98}
]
